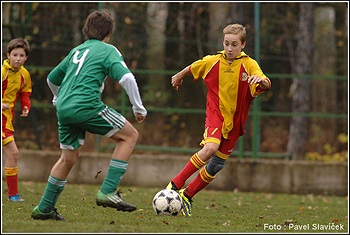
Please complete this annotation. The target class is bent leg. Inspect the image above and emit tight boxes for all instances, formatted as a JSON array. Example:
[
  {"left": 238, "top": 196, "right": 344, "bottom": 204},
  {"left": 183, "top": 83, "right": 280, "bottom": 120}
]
[
  {"left": 109, "top": 120, "right": 139, "bottom": 161},
  {"left": 171, "top": 142, "right": 219, "bottom": 190},
  {"left": 185, "top": 139, "right": 234, "bottom": 199},
  {"left": 97, "top": 120, "right": 138, "bottom": 211},
  {"left": 100, "top": 120, "right": 138, "bottom": 193}
]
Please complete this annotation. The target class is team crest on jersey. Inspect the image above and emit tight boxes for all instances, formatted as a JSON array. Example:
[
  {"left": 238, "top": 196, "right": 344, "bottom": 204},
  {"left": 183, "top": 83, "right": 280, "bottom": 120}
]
[
  {"left": 239, "top": 63, "right": 248, "bottom": 81},
  {"left": 241, "top": 72, "right": 248, "bottom": 81}
]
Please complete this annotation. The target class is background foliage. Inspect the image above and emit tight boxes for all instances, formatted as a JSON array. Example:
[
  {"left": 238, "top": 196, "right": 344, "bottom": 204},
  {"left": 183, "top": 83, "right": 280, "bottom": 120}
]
[{"left": 1, "top": 2, "right": 348, "bottom": 160}]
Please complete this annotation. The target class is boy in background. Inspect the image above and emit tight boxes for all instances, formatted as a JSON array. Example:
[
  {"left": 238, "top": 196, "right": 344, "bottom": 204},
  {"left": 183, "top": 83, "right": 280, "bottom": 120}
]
[{"left": 2, "top": 38, "right": 32, "bottom": 202}]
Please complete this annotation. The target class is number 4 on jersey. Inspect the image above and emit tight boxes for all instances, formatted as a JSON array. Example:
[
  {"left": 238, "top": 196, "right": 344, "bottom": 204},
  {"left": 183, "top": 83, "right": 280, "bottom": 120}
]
[{"left": 73, "top": 49, "right": 89, "bottom": 75}]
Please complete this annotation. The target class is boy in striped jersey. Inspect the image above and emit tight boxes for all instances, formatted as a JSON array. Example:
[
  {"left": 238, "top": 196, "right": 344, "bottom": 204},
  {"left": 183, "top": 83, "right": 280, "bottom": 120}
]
[
  {"left": 167, "top": 23, "right": 271, "bottom": 216},
  {"left": 2, "top": 38, "right": 32, "bottom": 202},
  {"left": 31, "top": 9, "right": 147, "bottom": 220}
]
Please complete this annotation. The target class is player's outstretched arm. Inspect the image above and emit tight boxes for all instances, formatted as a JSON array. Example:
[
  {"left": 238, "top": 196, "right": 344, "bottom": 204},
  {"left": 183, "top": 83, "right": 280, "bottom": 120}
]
[{"left": 171, "top": 65, "right": 191, "bottom": 91}]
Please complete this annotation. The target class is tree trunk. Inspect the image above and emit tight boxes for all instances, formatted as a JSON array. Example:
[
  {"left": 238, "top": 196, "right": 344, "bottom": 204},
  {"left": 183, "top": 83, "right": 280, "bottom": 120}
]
[
  {"left": 287, "top": 3, "right": 313, "bottom": 160},
  {"left": 311, "top": 6, "right": 337, "bottom": 149}
]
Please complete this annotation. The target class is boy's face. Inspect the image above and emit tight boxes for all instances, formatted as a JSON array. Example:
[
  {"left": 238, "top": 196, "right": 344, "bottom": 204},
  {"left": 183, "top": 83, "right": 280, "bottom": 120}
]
[
  {"left": 222, "top": 33, "right": 246, "bottom": 61},
  {"left": 7, "top": 48, "right": 28, "bottom": 71}
]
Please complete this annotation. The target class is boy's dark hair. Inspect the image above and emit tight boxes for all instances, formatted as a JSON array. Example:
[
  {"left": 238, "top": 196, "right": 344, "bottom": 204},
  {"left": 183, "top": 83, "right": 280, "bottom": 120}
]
[
  {"left": 7, "top": 38, "right": 30, "bottom": 56},
  {"left": 82, "top": 9, "right": 115, "bottom": 40}
]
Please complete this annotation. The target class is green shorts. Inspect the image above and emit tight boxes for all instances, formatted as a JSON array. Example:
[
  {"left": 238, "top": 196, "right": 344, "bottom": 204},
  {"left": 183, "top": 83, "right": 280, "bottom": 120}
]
[{"left": 58, "top": 106, "right": 126, "bottom": 150}]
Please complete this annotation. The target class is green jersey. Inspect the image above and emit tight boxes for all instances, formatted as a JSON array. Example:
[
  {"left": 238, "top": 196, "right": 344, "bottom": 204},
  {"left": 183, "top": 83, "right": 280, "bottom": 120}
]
[{"left": 48, "top": 39, "right": 135, "bottom": 123}]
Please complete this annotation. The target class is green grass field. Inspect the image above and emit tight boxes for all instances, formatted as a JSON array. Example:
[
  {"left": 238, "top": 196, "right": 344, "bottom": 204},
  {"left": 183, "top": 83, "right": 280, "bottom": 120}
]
[{"left": 2, "top": 180, "right": 348, "bottom": 233}]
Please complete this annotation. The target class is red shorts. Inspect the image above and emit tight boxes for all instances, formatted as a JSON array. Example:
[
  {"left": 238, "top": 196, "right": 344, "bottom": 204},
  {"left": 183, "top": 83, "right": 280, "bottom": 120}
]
[
  {"left": 2, "top": 112, "right": 15, "bottom": 145},
  {"left": 2, "top": 127, "right": 14, "bottom": 145},
  {"left": 199, "top": 127, "right": 238, "bottom": 158}
]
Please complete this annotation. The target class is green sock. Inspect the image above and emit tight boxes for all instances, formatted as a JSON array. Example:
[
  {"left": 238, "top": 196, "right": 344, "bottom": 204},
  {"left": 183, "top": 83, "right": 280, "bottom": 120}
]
[
  {"left": 100, "top": 159, "right": 128, "bottom": 194},
  {"left": 38, "top": 175, "right": 66, "bottom": 213}
]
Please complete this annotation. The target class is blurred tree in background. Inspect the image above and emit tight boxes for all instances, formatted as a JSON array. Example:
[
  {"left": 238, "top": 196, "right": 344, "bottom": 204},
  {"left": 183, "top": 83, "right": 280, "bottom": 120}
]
[{"left": 1, "top": 1, "right": 348, "bottom": 160}]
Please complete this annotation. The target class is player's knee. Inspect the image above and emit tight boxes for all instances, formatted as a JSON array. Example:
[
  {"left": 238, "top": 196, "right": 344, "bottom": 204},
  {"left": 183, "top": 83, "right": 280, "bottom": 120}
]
[
  {"left": 205, "top": 155, "right": 225, "bottom": 176},
  {"left": 134, "top": 128, "right": 139, "bottom": 139},
  {"left": 203, "top": 143, "right": 219, "bottom": 157},
  {"left": 120, "top": 127, "right": 139, "bottom": 147},
  {"left": 130, "top": 127, "right": 139, "bottom": 143},
  {"left": 10, "top": 149, "right": 19, "bottom": 159},
  {"left": 61, "top": 157, "right": 77, "bottom": 168},
  {"left": 4, "top": 146, "right": 19, "bottom": 159},
  {"left": 115, "top": 124, "right": 139, "bottom": 145}
]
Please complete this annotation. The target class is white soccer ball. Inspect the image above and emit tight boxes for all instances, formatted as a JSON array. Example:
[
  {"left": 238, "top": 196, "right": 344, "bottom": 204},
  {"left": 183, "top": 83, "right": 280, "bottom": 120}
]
[{"left": 152, "top": 189, "right": 183, "bottom": 216}]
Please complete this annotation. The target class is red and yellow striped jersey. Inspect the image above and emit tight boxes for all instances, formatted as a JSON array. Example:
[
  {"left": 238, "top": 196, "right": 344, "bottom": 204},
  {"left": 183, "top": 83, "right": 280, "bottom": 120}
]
[
  {"left": 2, "top": 59, "right": 32, "bottom": 133},
  {"left": 190, "top": 50, "right": 270, "bottom": 139}
]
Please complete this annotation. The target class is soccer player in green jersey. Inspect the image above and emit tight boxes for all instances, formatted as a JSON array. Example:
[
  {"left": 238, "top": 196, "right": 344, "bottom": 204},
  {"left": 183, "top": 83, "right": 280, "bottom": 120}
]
[{"left": 31, "top": 9, "right": 147, "bottom": 220}]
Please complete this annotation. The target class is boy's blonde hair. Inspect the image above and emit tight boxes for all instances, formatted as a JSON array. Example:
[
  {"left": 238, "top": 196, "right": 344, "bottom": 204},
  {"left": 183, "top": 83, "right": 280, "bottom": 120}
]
[{"left": 223, "top": 24, "right": 246, "bottom": 44}]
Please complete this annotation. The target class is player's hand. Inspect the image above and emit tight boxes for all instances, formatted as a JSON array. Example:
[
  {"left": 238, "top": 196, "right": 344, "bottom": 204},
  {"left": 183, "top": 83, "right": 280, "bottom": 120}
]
[
  {"left": 247, "top": 75, "right": 264, "bottom": 84},
  {"left": 247, "top": 75, "right": 269, "bottom": 86},
  {"left": 135, "top": 113, "right": 146, "bottom": 123},
  {"left": 2, "top": 103, "right": 10, "bottom": 111},
  {"left": 171, "top": 74, "right": 183, "bottom": 91},
  {"left": 247, "top": 75, "right": 270, "bottom": 90},
  {"left": 20, "top": 106, "right": 29, "bottom": 117}
]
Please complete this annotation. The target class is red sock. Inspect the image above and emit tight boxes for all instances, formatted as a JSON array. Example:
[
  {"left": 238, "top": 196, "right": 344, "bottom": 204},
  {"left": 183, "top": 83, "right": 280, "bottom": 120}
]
[
  {"left": 185, "top": 167, "right": 215, "bottom": 198},
  {"left": 172, "top": 153, "right": 206, "bottom": 190},
  {"left": 5, "top": 167, "right": 19, "bottom": 197}
]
